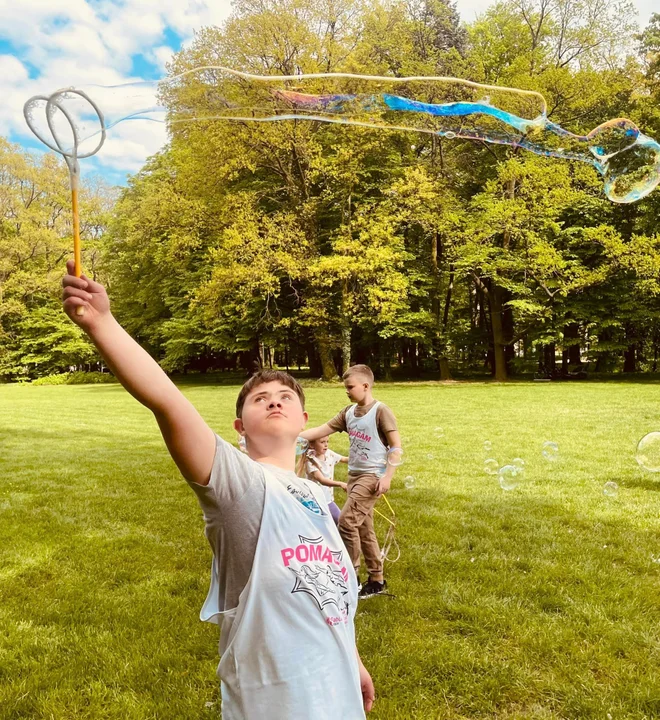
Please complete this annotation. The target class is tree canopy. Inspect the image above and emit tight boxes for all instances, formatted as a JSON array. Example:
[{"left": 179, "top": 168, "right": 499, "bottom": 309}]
[{"left": 2, "top": 0, "right": 659, "bottom": 381}]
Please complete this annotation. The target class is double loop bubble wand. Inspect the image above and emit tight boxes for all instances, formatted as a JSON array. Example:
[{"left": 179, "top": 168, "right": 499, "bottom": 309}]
[{"left": 23, "top": 89, "right": 106, "bottom": 285}]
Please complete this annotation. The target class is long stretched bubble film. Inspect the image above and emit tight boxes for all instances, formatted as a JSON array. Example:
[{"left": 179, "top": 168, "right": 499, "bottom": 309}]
[{"left": 24, "top": 68, "right": 660, "bottom": 204}]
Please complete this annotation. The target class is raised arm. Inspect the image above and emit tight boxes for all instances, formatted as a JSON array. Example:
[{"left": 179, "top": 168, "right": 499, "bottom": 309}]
[
  {"left": 62, "top": 261, "right": 216, "bottom": 486},
  {"left": 300, "top": 423, "right": 335, "bottom": 442}
]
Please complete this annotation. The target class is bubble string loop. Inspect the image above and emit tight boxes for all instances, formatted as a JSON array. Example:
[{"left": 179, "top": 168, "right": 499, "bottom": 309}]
[
  {"left": 375, "top": 494, "right": 400, "bottom": 563},
  {"left": 157, "top": 67, "right": 657, "bottom": 203},
  {"left": 23, "top": 89, "right": 106, "bottom": 280}
]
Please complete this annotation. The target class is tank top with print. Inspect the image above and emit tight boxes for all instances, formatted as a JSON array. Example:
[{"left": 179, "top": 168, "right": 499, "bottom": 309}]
[{"left": 346, "top": 401, "right": 388, "bottom": 476}]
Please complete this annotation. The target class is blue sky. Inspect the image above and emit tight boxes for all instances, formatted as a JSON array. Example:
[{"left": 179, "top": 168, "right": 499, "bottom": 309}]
[
  {"left": 1, "top": 0, "right": 655, "bottom": 188},
  {"left": 0, "top": 0, "right": 235, "bottom": 185}
]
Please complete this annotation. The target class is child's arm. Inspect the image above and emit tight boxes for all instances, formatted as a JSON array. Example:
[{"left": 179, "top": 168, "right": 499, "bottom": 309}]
[
  {"left": 300, "top": 423, "right": 335, "bottom": 442},
  {"left": 357, "top": 650, "right": 375, "bottom": 713},
  {"left": 309, "top": 470, "right": 347, "bottom": 491},
  {"left": 302, "top": 408, "right": 347, "bottom": 442},
  {"left": 376, "top": 428, "right": 401, "bottom": 497},
  {"left": 62, "top": 262, "right": 216, "bottom": 487},
  {"left": 339, "top": 456, "right": 349, "bottom": 464}
]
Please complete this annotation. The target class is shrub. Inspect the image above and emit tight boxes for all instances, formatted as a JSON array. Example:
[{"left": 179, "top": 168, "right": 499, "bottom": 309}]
[{"left": 32, "top": 372, "right": 117, "bottom": 386}]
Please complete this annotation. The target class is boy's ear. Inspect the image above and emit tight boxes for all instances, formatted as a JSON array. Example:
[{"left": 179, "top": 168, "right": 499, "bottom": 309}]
[
  {"left": 301, "top": 410, "right": 309, "bottom": 430},
  {"left": 233, "top": 418, "right": 245, "bottom": 434}
]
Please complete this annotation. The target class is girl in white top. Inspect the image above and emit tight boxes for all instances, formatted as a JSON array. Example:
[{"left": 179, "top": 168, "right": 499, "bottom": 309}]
[{"left": 305, "top": 436, "right": 348, "bottom": 524}]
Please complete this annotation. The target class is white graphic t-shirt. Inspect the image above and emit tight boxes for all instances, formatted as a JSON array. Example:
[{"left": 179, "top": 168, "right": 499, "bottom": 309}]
[
  {"left": 306, "top": 449, "right": 343, "bottom": 504},
  {"left": 186, "top": 435, "right": 364, "bottom": 720}
]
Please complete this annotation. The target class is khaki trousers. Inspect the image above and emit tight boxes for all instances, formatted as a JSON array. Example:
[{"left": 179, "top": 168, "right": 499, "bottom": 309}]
[{"left": 338, "top": 472, "right": 383, "bottom": 582}]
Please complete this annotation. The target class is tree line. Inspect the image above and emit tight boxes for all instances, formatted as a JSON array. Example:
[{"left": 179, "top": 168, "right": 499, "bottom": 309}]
[{"left": 1, "top": 0, "right": 659, "bottom": 382}]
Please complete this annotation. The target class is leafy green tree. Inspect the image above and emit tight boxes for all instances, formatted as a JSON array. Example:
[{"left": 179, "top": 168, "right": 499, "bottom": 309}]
[
  {"left": 0, "top": 138, "right": 112, "bottom": 379},
  {"left": 97, "top": 0, "right": 659, "bottom": 383}
]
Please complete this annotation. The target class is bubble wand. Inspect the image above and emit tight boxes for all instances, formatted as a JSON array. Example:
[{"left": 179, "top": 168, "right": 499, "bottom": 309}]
[{"left": 23, "top": 89, "right": 106, "bottom": 313}]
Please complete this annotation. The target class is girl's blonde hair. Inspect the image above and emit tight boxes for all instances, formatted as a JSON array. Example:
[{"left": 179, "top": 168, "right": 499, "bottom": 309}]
[{"left": 296, "top": 445, "right": 323, "bottom": 478}]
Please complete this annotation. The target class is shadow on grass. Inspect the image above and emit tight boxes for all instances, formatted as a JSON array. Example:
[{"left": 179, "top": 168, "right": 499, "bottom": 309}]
[{"left": 617, "top": 474, "right": 660, "bottom": 492}]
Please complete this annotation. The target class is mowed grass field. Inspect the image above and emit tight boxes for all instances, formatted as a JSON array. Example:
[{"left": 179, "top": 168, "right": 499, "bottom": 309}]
[{"left": 2, "top": 379, "right": 660, "bottom": 719}]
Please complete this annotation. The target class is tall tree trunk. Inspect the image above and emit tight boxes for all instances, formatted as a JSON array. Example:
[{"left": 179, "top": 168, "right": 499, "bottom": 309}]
[
  {"left": 623, "top": 344, "right": 637, "bottom": 373},
  {"left": 490, "top": 284, "right": 508, "bottom": 382},
  {"left": 623, "top": 323, "right": 637, "bottom": 373},
  {"left": 316, "top": 333, "right": 338, "bottom": 381},
  {"left": 537, "top": 343, "right": 556, "bottom": 378},
  {"left": 340, "top": 279, "right": 351, "bottom": 374},
  {"left": 411, "top": 342, "right": 420, "bottom": 377},
  {"left": 545, "top": 343, "right": 556, "bottom": 377},
  {"left": 306, "top": 340, "right": 322, "bottom": 377},
  {"left": 438, "top": 267, "right": 454, "bottom": 380},
  {"left": 484, "top": 177, "right": 517, "bottom": 382},
  {"left": 379, "top": 340, "right": 392, "bottom": 381},
  {"left": 475, "top": 283, "right": 490, "bottom": 370},
  {"left": 341, "top": 325, "right": 351, "bottom": 375},
  {"left": 564, "top": 323, "right": 582, "bottom": 367},
  {"left": 502, "top": 297, "right": 514, "bottom": 375}
]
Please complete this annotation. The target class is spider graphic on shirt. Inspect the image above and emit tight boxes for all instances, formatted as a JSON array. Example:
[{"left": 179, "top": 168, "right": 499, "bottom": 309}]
[{"left": 351, "top": 439, "right": 369, "bottom": 462}]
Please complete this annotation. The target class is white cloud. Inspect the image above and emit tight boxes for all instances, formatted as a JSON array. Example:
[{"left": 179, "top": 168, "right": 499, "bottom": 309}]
[
  {"left": 148, "top": 45, "right": 178, "bottom": 74},
  {"left": 96, "top": 119, "right": 169, "bottom": 172},
  {"left": 0, "top": 54, "right": 28, "bottom": 83},
  {"left": 0, "top": 0, "right": 234, "bottom": 182}
]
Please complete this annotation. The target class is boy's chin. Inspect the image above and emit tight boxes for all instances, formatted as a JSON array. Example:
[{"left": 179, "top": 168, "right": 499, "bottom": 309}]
[{"left": 256, "top": 425, "right": 300, "bottom": 441}]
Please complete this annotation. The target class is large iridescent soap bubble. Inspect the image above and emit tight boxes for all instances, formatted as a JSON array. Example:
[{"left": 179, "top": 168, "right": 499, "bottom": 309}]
[
  {"left": 23, "top": 68, "right": 660, "bottom": 205},
  {"left": 484, "top": 458, "right": 499, "bottom": 475},
  {"left": 636, "top": 432, "right": 660, "bottom": 472},
  {"left": 498, "top": 464, "right": 523, "bottom": 491},
  {"left": 542, "top": 441, "right": 559, "bottom": 462}
]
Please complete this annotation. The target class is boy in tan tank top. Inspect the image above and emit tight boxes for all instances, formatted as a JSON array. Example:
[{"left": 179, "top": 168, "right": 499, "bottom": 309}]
[{"left": 302, "top": 365, "right": 401, "bottom": 598}]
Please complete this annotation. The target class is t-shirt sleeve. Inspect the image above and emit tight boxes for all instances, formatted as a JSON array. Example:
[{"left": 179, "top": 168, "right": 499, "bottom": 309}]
[
  {"left": 327, "top": 449, "right": 343, "bottom": 466},
  {"left": 186, "top": 434, "right": 264, "bottom": 520},
  {"left": 377, "top": 404, "right": 398, "bottom": 442},
  {"left": 326, "top": 406, "right": 350, "bottom": 433},
  {"left": 185, "top": 435, "right": 266, "bottom": 615}
]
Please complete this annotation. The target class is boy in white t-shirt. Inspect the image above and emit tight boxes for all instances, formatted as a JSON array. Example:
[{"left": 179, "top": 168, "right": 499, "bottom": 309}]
[
  {"left": 305, "top": 436, "right": 348, "bottom": 524},
  {"left": 61, "top": 262, "right": 374, "bottom": 719}
]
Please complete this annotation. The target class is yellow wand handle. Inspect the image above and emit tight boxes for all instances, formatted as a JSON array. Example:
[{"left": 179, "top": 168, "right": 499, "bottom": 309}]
[
  {"left": 71, "top": 182, "right": 85, "bottom": 317},
  {"left": 72, "top": 185, "right": 81, "bottom": 277}
]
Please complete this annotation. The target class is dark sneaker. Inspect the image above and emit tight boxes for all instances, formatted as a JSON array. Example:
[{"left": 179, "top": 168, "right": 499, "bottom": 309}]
[{"left": 359, "top": 580, "right": 387, "bottom": 599}]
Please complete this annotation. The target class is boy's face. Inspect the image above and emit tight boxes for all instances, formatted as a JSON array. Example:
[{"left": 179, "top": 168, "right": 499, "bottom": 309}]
[
  {"left": 344, "top": 375, "right": 370, "bottom": 403},
  {"left": 234, "top": 381, "right": 307, "bottom": 447}
]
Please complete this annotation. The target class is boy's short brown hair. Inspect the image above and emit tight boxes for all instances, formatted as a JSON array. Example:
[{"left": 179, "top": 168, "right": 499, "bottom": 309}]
[
  {"left": 236, "top": 370, "right": 306, "bottom": 418},
  {"left": 342, "top": 364, "right": 374, "bottom": 385}
]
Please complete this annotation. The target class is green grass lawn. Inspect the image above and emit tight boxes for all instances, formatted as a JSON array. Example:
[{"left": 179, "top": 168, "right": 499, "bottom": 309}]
[{"left": 2, "top": 379, "right": 660, "bottom": 719}]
